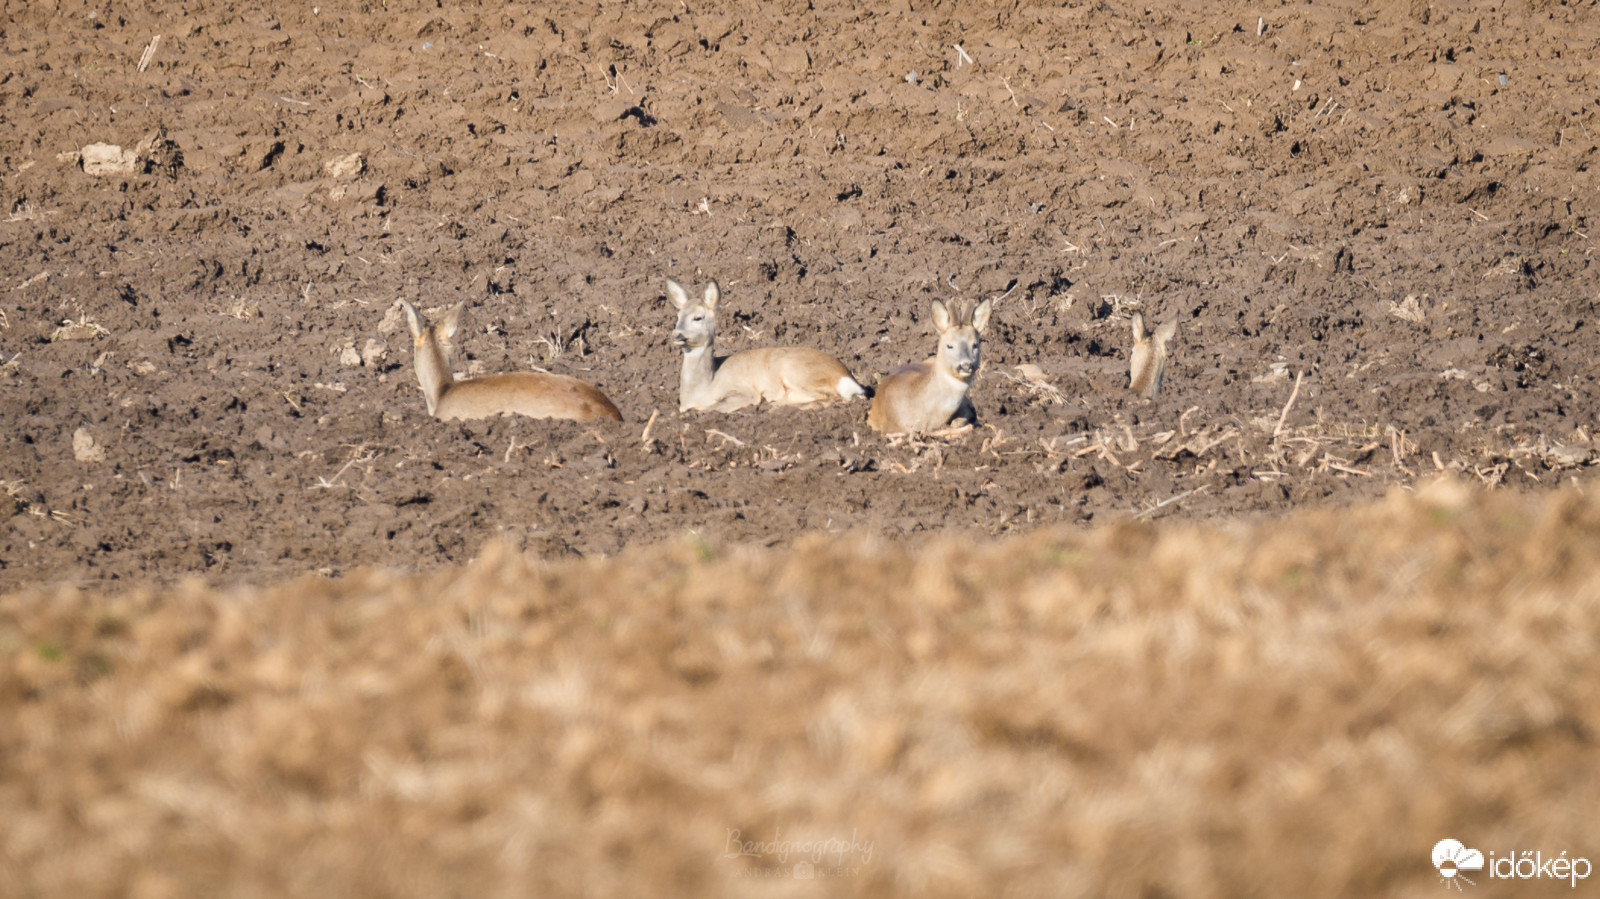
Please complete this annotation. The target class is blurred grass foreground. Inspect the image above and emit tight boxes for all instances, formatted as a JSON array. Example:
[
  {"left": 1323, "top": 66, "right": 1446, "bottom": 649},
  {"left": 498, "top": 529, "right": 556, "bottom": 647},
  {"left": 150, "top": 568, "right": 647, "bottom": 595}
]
[{"left": 4, "top": 478, "right": 1597, "bottom": 898}]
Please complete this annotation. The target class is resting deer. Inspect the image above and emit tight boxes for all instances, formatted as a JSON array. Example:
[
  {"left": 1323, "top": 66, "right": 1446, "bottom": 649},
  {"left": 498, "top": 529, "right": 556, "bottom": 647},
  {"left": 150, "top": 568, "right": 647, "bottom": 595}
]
[
  {"left": 402, "top": 301, "right": 622, "bottom": 422},
  {"left": 868, "top": 298, "right": 992, "bottom": 434},
  {"left": 1128, "top": 312, "right": 1178, "bottom": 399},
  {"left": 666, "top": 278, "right": 867, "bottom": 412}
]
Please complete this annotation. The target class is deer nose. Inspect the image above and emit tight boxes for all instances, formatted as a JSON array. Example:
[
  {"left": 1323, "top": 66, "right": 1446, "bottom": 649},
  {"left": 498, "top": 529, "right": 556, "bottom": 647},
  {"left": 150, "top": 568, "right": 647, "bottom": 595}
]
[{"left": 670, "top": 330, "right": 688, "bottom": 346}]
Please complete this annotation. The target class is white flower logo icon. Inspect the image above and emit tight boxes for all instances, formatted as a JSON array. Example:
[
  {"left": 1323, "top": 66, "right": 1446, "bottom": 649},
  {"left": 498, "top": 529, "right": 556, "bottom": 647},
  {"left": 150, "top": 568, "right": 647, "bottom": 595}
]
[{"left": 1433, "top": 839, "right": 1484, "bottom": 890}]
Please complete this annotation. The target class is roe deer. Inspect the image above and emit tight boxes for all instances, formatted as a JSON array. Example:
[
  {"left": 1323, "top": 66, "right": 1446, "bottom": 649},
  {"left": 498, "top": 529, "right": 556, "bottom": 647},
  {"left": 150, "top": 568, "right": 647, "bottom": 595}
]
[
  {"left": 1128, "top": 312, "right": 1178, "bottom": 399},
  {"left": 402, "top": 302, "right": 623, "bottom": 422},
  {"left": 666, "top": 279, "right": 867, "bottom": 412},
  {"left": 867, "top": 298, "right": 992, "bottom": 434}
]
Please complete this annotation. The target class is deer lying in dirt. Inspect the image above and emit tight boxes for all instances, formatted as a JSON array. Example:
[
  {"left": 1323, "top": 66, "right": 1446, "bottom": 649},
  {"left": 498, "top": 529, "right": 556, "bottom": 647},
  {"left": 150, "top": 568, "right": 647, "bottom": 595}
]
[
  {"left": 1128, "top": 312, "right": 1178, "bottom": 399},
  {"left": 868, "top": 298, "right": 992, "bottom": 435},
  {"left": 666, "top": 278, "right": 867, "bottom": 412},
  {"left": 402, "top": 302, "right": 623, "bottom": 422}
]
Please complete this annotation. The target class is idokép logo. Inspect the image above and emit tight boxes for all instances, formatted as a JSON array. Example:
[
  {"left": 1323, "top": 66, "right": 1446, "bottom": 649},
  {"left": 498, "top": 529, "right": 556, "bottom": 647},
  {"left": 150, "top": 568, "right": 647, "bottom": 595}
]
[
  {"left": 1433, "top": 838, "right": 1593, "bottom": 890},
  {"left": 1433, "top": 839, "right": 1484, "bottom": 890}
]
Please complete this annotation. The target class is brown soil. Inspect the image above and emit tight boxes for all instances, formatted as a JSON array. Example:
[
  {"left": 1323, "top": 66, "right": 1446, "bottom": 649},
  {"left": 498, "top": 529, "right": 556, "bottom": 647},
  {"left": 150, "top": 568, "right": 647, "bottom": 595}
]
[
  {"left": 6, "top": 483, "right": 1600, "bottom": 898},
  {"left": 2, "top": 0, "right": 1597, "bottom": 590}
]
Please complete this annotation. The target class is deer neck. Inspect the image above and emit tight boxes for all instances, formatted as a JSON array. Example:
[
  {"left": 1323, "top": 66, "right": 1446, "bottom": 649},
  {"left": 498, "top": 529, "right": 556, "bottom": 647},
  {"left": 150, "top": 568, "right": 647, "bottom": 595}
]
[
  {"left": 934, "top": 356, "right": 974, "bottom": 394},
  {"left": 679, "top": 341, "right": 719, "bottom": 408},
  {"left": 1130, "top": 345, "right": 1155, "bottom": 394},
  {"left": 412, "top": 332, "right": 455, "bottom": 416}
]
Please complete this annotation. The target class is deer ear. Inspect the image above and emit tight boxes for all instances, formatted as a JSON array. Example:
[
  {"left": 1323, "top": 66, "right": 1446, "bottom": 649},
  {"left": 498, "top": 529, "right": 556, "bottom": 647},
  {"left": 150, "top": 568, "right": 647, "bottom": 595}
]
[
  {"left": 1155, "top": 319, "right": 1178, "bottom": 344},
  {"left": 1130, "top": 312, "right": 1146, "bottom": 341},
  {"left": 931, "top": 299, "right": 953, "bottom": 331},
  {"left": 703, "top": 281, "right": 721, "bottom": 310},
  {"left": 665, "top": 279, "right": 690, "bottom": 310},
  {"left": 971, "top": 298, "right": 993, "bottom": 333},
  {"left": 402, "top": 302, "right": 426, "bottom": 339},
  {"left": 441, "top": 303, "right": 464, "bottom": 341}
]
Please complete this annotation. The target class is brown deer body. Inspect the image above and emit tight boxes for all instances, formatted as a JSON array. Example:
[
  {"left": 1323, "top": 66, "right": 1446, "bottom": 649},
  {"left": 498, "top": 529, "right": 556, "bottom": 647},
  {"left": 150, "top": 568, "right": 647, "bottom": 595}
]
[
  {"left": 868, "top": 298, "right": 992, "bottom": 434},
  {"left": 667, "top": 279, "right": 866, "bottom": 413},
  {"left": 403, "top": 302, "right": 622, "bottom": 422}
]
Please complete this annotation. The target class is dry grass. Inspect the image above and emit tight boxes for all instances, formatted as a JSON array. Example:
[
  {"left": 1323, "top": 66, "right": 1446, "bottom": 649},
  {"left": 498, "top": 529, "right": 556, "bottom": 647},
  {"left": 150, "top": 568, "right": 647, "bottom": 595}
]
[
  {"left": 3, "top": 480, "right": 1598, "bottom": 897},
  {"left": 46, "top": 316, "right": 110, "bottom": 343}
]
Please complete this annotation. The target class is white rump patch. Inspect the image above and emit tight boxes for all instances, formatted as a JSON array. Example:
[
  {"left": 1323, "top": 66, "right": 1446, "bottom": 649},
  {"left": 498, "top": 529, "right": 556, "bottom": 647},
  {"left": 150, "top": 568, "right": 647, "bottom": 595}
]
[{"left": 838, "top": 377, "right": 867, "bottom": 400}]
